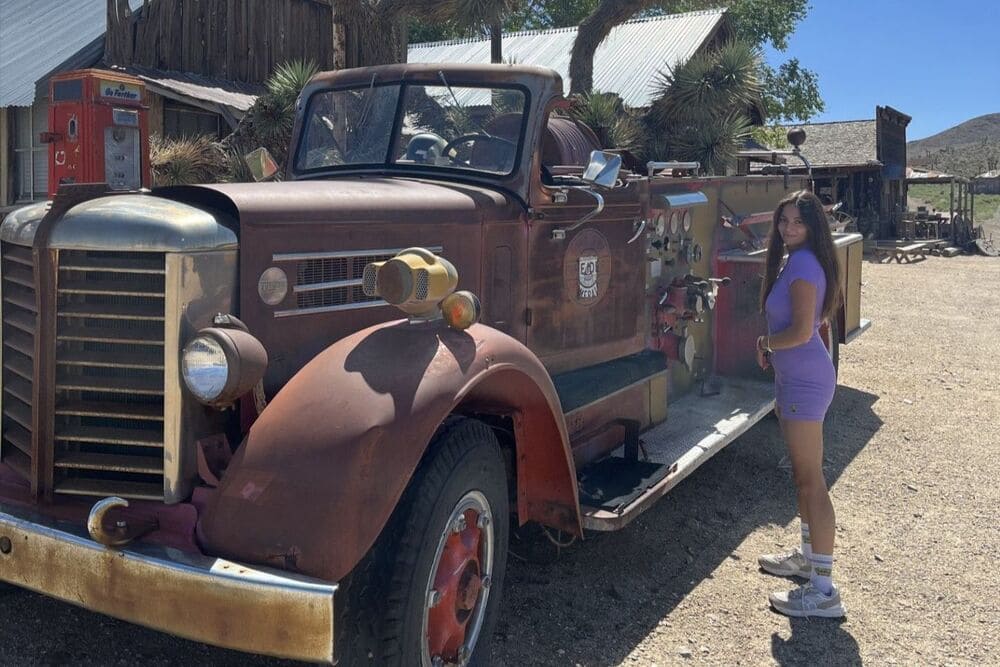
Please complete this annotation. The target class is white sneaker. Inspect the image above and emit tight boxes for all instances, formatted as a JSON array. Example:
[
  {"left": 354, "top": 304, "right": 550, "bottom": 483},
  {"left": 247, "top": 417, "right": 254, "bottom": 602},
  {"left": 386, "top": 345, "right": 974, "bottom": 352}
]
[
  {"left": 769, "top": 583, "right": 845, "bottom": 618},
  {"left": 758, "top": 547, "right": 811, "bottom": 578}
]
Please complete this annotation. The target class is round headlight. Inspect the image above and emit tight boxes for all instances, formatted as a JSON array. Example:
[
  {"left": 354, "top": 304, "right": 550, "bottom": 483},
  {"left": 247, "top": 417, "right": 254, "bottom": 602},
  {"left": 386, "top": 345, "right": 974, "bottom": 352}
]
[
  {"left": 181, "top": 327, "right": 268, "bottom": 408},
  {"left": 182, "top": 335, "right": 229, "bottom": 402}
]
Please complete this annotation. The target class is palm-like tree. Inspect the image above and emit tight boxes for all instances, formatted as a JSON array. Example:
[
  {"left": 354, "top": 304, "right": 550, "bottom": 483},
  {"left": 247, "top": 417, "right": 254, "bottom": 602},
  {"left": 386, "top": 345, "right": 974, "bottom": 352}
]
[{"left": 645, "top": 40, "right": 762, "bottom": 174}]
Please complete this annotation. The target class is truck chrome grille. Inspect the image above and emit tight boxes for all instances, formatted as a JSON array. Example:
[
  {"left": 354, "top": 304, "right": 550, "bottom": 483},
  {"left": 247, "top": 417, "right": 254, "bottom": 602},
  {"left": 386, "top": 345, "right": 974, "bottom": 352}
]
[
  {"left": 1, "top": 243, "right": 37, "bottom": 483},
  {"left": 53, "top": 250, "right": 166, "bottom": 500},
  {"left": 295, "top": 254, "right": 392, "bottom": 310}
]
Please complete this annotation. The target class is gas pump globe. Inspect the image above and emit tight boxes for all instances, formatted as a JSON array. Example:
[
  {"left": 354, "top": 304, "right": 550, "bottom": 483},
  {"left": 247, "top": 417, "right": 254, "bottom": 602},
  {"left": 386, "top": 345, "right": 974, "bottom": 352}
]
[{"left": 42, "top": 69, "right": 150, "bottom": 196}]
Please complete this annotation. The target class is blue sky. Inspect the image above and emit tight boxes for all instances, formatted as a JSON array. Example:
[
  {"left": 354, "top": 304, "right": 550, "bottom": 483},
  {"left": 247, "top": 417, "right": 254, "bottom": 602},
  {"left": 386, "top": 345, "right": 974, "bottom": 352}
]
[{"left": 764, "top": 0, "right": 999, "bottom": 140}]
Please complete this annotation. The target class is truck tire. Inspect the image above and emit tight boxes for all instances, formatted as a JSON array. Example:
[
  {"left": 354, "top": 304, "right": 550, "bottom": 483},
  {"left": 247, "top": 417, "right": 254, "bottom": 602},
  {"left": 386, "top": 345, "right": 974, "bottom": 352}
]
[{"left": 338, "top": 417, "right": 509, "bottom": 666}]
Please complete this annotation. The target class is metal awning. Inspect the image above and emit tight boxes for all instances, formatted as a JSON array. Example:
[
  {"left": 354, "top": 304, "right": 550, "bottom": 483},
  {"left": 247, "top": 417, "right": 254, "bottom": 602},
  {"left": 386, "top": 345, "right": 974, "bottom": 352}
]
[{"left": 116, "top": 66, "right": 262, "bottom": 129}]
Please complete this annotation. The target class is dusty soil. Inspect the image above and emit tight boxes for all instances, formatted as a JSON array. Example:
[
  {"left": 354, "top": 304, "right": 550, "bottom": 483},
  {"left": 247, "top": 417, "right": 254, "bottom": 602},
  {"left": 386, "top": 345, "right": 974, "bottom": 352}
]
[{"left": 1, "top": 255, "right": 998, "bottom": 666}]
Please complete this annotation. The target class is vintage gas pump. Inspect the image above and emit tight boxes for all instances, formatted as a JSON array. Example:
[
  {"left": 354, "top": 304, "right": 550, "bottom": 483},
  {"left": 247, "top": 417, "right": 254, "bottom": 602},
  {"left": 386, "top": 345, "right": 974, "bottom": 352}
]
[{"left": 42, "top": 69, "right": 150, "bottom": 196}]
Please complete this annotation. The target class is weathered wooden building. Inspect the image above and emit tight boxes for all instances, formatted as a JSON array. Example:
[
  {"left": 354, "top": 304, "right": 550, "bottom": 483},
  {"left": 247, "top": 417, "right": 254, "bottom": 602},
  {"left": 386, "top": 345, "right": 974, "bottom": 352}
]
[
  {"left": 765, "top": 106, "right": 912, "bottom": 239},
  {"left": 2, "top": 0, "right": 336, "bottom": 207}
]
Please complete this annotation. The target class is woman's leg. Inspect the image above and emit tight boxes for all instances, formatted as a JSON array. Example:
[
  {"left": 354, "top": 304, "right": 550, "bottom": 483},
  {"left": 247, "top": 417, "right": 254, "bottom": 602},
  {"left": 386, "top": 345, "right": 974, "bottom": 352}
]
[
  {"left": 779, "top": 416, "right": 811, "bottom": 528},
  {"left": 767, "top": 417, "right": 844, "bottom": 616},
  {"left": 782, "top": 418, "right": 834, "bottom": 555}
]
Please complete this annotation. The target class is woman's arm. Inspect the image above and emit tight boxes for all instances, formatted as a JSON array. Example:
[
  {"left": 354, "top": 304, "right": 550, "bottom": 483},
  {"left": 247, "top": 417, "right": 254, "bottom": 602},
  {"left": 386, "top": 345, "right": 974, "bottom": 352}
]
[{"left": 758, "top": 279, "right": 818, "bottom": 352}]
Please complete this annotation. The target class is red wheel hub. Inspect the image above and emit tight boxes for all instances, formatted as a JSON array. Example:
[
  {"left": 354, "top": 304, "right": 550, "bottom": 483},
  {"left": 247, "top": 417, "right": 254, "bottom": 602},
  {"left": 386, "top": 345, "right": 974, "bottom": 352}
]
[{"left": 427, "top": 508, "right": 484, "bottom": 661}]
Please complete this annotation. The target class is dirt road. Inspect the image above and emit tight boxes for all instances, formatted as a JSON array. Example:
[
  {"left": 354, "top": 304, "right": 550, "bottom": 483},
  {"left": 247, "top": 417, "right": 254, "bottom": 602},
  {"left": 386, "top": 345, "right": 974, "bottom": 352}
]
[{"left": 1, "top": 255, "right": 997, "bottom": 666}]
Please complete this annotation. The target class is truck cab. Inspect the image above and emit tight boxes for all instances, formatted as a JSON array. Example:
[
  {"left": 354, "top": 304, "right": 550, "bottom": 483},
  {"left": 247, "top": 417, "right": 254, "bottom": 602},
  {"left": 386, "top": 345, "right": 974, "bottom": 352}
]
[{"left": 0, "top": 63, "right": 867, "bottom": 664}]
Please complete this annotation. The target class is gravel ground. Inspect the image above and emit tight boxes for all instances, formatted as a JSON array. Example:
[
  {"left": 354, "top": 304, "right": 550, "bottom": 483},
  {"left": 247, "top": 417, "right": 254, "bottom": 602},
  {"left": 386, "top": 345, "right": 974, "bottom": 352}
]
[{"left": 1, "top": 255, "right": 997, "bottom": 666}]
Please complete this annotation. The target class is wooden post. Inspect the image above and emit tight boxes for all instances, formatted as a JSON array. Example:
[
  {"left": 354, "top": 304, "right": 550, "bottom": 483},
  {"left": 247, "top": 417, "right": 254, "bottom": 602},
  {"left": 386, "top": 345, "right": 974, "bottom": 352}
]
[{"left": 949, "top": 180, "right": 955, "bottom": 243}]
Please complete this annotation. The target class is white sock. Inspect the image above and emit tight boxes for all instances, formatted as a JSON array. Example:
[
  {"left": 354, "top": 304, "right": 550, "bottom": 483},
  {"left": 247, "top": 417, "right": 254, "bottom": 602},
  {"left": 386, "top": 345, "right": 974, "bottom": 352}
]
[
  {"left": 811, "top": 553, "right": 834, "bottom": 595},
  {"left": 801, "top": 522, "right": 812, "bottom": 560}
]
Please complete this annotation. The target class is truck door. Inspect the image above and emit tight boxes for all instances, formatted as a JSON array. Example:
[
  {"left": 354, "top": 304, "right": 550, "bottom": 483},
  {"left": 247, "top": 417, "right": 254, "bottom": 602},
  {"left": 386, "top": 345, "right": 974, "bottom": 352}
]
[{"left": 526, "top": 181, "right": 647, "bottom": 374}]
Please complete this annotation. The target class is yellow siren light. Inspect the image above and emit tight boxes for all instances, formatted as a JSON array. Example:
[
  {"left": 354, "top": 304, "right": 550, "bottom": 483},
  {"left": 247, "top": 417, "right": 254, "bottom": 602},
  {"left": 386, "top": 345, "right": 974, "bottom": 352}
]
[{"left": 364, "top": 248, "right": 479, "bottom": 327}]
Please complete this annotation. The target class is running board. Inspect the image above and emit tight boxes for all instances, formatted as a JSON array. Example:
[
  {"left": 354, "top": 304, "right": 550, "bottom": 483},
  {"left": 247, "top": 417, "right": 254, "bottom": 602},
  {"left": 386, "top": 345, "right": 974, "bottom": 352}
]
[{"left": 581, "top": 378, "right": 774, "bottom": 531}]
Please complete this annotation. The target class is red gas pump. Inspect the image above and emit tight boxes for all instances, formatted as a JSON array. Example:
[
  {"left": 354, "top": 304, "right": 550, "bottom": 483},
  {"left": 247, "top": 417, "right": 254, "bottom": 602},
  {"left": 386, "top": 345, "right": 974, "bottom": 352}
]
[{"left": 42, "top": 69, "right": 150, "bottom": 197}]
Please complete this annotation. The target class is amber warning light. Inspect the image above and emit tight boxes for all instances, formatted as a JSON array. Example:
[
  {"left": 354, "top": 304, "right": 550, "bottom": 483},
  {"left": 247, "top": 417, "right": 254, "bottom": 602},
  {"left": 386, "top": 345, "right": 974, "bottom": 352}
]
[{"left": 363, "top": 248, "right": 481, "bottom": 329}]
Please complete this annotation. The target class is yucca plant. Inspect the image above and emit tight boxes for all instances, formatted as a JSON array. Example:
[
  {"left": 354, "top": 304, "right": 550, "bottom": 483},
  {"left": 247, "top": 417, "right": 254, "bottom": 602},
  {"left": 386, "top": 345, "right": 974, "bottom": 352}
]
[
  {"left": 569, "top": 91, "right": 643, "bottom": 154},
  {"left": 219, "top": 60, "right": 319, "bottom": 180},
  {"left": 669, "top": 112, "right": 753, "bottom": 176},
  {"left": 266, "top": 59, "right": 320, "bottom": 111},
  {"left": 150, "top": 134, "right": 227, "bottom": 186},
  {"left": 646, "top": 40, "right": 763, "bottom": 173}
]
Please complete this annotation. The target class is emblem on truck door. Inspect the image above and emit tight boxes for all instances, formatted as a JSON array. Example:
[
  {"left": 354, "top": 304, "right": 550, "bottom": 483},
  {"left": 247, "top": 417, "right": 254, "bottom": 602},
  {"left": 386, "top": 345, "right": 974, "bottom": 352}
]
[
  {"left": 578, "top": 255, "right": 598, "bottom": 299},
  {"left": 565, "top": 229, "right": 611, "bottom": 305}
]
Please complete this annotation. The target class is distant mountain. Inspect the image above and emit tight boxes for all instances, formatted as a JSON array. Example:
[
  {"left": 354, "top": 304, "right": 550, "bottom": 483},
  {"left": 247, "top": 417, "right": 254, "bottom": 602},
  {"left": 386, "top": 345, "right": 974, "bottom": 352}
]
[{"left": 908, "top": 113, "right": 1000, "bottom": 176}]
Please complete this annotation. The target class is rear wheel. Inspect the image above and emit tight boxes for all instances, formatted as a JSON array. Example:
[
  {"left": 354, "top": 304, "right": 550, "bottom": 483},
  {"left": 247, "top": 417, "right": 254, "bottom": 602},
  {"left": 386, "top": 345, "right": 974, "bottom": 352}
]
[{"left": 340, "top": 417, "right": 509, "bottom": 666}]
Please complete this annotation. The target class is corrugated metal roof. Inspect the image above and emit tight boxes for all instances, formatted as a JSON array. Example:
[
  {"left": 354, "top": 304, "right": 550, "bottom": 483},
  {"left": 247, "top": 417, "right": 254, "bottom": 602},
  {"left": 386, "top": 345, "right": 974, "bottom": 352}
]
[
  {"left": 121, "top": 65, "right": 262, "bottom": 113},
  {"left": 407, "top": 9, "right": 727, "bottom": 108},
  {"left": 0, "top": 0, "right": 144, "bottom": 107}
]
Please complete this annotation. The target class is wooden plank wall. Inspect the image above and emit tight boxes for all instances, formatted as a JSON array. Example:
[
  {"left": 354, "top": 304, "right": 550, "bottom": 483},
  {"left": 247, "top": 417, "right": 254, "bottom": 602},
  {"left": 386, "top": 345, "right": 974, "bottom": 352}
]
[{"left": 106, "top": 0, "right": 334, "bottom": 83}]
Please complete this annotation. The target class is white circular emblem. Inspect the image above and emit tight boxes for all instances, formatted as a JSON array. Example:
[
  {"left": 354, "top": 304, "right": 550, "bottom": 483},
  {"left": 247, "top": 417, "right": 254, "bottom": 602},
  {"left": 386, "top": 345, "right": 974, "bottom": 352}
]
[{"left": 258, "top": 267, "right": 288, "bottom": 306}]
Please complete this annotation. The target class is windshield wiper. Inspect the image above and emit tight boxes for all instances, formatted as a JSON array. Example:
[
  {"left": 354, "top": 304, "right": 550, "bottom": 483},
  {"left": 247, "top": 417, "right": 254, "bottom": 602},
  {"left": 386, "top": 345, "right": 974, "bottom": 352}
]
[
  {"left": 438, "top": 70, "right": 492, "bottom": 138},
  {"left": 355, "top": 72, "right": 378, "bottom": 130}
]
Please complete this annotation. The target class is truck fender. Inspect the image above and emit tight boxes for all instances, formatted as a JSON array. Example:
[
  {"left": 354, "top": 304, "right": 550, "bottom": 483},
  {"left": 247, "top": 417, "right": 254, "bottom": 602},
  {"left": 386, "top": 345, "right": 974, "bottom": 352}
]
[{"left": 198, "top": 319, "right": 580, "bottom": 581}]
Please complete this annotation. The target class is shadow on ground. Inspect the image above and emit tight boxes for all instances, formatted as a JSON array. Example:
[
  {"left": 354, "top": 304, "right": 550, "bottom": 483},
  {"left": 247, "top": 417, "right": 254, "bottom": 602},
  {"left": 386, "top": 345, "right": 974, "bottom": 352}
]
[
  {"left": 492, "top": 385, "right": 881, "bottom": 666},
  {"left": 0, "top": 387, "right": 879, "bottom": 666}
]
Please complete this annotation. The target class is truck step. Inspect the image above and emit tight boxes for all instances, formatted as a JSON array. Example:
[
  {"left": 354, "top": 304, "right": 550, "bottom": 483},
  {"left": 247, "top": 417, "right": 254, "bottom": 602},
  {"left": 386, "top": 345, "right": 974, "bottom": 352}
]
[
  {"left": 577, "top": 456, "right": 674, "bottom": 514},
  {"left": 581, "top": 378, "right": 774, "bottom": 531}
]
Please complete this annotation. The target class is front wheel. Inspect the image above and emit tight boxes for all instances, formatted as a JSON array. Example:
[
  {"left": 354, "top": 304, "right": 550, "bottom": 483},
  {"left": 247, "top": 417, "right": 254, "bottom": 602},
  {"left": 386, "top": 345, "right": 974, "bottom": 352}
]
[{"left": 380, "top": 418, "right": 510, "bottom": 666}]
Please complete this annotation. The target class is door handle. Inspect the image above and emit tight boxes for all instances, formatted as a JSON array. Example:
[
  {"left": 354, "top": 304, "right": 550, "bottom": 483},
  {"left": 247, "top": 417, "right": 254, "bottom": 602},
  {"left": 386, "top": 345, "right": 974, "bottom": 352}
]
[{"left": 627, "top": 218, "right": 646, "bottom": 244}]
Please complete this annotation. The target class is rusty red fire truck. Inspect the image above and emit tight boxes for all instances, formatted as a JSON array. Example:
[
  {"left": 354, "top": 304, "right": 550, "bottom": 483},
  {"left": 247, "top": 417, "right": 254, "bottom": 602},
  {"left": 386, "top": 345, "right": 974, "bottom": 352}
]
[{"left": 0, "top": 64, "right": 867, "bottom": 664}]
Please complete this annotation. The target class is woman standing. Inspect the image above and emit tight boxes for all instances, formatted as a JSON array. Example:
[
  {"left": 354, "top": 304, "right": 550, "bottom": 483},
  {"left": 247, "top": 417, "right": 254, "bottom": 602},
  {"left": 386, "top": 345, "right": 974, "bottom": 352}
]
[{"left": 755, "top": 190, "right": 845, "bottom": 618}]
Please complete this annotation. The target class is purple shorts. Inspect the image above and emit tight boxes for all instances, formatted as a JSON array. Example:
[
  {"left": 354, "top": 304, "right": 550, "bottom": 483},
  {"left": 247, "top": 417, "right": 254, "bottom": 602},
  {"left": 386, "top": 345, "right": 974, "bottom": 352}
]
[{"left": 772, "top": 336, "right": 835, "bottom": 421}]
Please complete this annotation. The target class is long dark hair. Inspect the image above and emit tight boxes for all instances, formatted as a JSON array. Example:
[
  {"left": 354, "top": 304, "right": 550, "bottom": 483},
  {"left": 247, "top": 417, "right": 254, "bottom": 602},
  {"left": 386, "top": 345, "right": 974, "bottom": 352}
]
[{"left": 759, "top": 190, "right": 842, "bottom": 322}]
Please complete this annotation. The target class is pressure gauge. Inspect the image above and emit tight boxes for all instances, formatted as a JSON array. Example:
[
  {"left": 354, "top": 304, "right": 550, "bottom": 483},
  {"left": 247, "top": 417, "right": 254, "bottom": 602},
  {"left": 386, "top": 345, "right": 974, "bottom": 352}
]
[
  {"left": 682, "top": 210, "right": 693, "bottom": 233},
  {"left": 654, "top": 213, "right": 666, "bottom": 236},
  {"left": 669, "top": 211, "right": 681, "bottom": 235}
]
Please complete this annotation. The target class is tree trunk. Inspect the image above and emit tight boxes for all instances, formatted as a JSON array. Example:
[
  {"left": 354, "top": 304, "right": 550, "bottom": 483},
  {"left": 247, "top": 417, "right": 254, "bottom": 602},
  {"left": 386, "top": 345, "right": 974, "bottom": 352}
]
[
  {"left": 490, "top": 21, "right": 503, "bottom": 63},
  {"left": 568, "top": 0, "right": 668, "bottom": 95},
  {"left": 334, "top": 1, "right": 408, "bottom": 69}
]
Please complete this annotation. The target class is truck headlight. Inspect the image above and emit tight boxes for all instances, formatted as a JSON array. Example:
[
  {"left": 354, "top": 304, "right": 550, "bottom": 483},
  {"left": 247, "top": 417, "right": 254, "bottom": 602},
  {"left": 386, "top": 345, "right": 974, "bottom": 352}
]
[{"left": 181, "top": 328, "right": 268, "bottom": 407}]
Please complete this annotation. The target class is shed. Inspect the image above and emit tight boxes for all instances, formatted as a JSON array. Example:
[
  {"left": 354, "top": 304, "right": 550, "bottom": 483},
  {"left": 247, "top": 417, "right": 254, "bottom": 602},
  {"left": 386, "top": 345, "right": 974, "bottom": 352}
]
[
  {"left": 972, "top": 169, "right": 1000, "bottom": 195},
  {"left": 765, "top": 106, "right": 912, "bottom": 239}
]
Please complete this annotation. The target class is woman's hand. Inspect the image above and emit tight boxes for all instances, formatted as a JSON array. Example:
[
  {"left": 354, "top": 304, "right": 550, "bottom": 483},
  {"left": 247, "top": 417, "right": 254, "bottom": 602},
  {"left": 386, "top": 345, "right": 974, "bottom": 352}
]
[{"left": 756, "top": 336, "right": 771, "bottom": 370}]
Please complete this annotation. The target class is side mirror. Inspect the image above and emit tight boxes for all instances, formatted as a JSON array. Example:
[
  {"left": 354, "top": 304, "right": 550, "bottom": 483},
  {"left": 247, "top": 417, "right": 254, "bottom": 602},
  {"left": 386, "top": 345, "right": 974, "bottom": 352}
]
[
  {"left": 581, "top": 151, "right": 622, "bottom": 189},
  {"left": 245, "top": 147, "right": 279, "bottom": 182}
]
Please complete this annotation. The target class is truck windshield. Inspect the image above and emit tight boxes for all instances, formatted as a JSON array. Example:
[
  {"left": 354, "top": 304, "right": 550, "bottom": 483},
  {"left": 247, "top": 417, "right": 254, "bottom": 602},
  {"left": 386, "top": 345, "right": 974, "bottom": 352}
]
[{"left": 295, "top": 83, "right": 527, "bottom": 177}]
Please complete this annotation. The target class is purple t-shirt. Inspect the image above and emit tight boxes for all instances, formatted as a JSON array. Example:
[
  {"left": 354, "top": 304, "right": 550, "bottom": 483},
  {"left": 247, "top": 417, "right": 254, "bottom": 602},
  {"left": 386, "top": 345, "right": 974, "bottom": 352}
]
[{"left": 764, "top": 248, "right": 828, "bottom": 369}]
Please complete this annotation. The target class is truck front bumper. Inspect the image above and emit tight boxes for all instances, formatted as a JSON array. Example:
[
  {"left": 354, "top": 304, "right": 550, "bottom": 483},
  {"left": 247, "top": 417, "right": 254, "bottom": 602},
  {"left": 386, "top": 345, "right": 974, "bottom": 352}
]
[{"left": 0, "top": 501, "right": 337, "bottom": 663}]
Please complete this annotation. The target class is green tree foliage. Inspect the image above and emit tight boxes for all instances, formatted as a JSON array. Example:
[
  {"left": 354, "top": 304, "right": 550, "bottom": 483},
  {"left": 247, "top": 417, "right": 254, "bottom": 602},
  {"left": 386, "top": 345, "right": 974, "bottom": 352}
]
[
  {"left": 760, "top": 57, "right": 823, "bottom": 123},
  {"left": 567, "top": 0, "right": 820, "bottom": 122},
  {"left": 646, "top": 40, "right": 760, "bottom": 173},
  {"left": 566, "top": 91, "right": 643, "bottom": 153}
]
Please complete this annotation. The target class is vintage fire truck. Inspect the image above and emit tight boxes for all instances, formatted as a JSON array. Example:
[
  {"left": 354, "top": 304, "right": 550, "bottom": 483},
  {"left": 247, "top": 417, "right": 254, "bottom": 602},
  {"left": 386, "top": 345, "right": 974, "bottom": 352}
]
[{"left": 0, "top": 64, "right": 867, "bottom": 664}]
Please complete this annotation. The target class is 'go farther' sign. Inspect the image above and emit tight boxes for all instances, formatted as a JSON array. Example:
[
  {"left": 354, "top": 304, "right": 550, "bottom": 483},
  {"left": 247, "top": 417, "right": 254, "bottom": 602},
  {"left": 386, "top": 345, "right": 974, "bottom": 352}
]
[{"left": 100, "top": 81, "right": 141, "bottom": 103}]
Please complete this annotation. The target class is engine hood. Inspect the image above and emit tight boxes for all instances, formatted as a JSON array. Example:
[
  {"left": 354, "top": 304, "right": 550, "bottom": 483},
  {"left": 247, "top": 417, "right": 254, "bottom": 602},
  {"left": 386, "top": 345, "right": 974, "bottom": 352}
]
[
  {"left": 158, "top": 177, "right": 522, "bottom": 226},
  {"left": 0, "top": 195, "right": 237, "bottom": 251}
]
